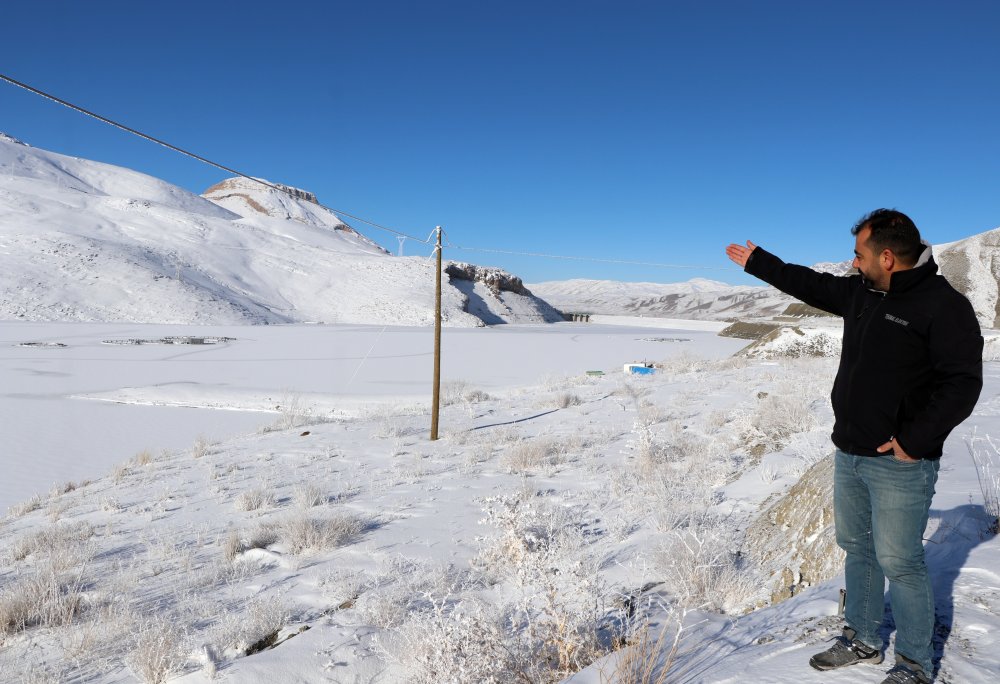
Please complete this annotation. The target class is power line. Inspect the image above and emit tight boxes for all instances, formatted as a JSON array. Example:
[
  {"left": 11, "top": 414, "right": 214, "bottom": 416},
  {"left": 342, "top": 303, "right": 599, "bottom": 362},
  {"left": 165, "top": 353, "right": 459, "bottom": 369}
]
[
  {"left": 0, "top": 72, "right": 431, "bottom": 244},
  {"left": 3, "top": 72, "right": 732, "bottom": 271},
  {"left": 442, "top": 240, "right": 730, "bottom": 271}
]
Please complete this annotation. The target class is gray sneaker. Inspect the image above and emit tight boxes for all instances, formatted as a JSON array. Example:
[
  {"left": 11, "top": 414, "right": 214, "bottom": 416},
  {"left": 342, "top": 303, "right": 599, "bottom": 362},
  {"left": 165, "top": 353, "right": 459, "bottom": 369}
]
[
  {"left": 880, "top": 664, "right": 931, "bottom": 684},
  {"left": 809, "top": 629, "right": 884, "bottom": 671}
]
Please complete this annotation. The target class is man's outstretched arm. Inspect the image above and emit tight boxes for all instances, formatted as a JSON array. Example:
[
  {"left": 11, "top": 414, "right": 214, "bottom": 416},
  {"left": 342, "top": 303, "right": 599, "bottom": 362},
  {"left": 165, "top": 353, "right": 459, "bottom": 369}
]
[{"left": 723, "top": 241, "right": 854, "bottom": 317}]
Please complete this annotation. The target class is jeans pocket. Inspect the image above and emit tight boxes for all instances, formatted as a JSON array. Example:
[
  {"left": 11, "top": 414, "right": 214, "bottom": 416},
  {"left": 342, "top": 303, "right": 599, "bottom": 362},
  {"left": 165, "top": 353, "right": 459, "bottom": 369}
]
[{"left": 889, "top": 453, "right": 920, "bottom": 465}]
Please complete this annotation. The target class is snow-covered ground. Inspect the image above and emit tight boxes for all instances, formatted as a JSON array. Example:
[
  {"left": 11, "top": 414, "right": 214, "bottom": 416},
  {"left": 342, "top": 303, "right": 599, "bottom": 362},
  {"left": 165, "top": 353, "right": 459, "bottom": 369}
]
[
  {"left": 2, "top": 319, "right": 998, "bottom": 683},
  {"left": 0, "top": 320, "right": 742, "bottom": 515}
]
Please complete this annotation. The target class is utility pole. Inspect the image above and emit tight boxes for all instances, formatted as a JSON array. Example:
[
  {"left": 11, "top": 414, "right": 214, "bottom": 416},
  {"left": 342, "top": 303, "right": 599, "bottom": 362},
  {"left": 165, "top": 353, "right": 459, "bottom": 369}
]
[
  {"left": 397, "top": 236, "right": 406, "bottom": 256},
  {"left": 430, "top": 226, "right": 442, "bottom": 440}
]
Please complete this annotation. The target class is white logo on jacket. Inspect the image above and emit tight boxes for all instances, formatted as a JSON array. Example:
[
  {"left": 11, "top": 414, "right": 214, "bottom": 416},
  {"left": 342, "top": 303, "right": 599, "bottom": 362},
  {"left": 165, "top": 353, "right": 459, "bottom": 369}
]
[{"left": 885, "top": 313, "right": 910, "bottom": 327}]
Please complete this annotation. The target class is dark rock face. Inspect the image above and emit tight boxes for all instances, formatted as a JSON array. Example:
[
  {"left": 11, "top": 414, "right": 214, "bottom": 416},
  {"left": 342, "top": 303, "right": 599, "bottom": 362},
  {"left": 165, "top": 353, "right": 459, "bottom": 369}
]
[{"left": 444, "top": 262, "right": 531, "bottom": 296}]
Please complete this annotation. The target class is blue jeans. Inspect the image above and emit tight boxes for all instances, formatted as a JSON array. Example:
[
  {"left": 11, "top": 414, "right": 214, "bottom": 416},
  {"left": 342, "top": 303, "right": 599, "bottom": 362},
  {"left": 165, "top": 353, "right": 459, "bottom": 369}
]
[{"left": 834, "top": 449, "right": 939, "bottom": 676}]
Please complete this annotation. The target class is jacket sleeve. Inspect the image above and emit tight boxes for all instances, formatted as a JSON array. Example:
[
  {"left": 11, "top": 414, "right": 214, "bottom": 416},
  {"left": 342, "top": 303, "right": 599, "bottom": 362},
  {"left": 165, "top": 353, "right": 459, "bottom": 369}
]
[
  {"left": 744, "top": 247, "right": 855, "bottom": 317},
  {"left": 895, "top": 295, "right": 983, "bottom": 458}
]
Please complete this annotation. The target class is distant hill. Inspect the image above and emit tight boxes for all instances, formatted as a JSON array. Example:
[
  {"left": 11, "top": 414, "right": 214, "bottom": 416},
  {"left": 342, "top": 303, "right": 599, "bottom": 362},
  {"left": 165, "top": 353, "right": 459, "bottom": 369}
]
[
  {"left": 0, "top": 133, "right": 560, "bottom": 326},
  {"left": 527, "top": 277, "right": 796, "bottom": 320}
]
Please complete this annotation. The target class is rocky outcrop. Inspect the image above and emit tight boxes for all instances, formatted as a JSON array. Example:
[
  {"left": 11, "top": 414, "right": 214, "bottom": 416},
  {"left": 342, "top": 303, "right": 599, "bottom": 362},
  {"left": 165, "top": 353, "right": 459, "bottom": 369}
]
[
  {"left": 746, "top": 454, "right": 844, "bottom": 604},
  {"left": 445, "top": 262, "right": 532, "bottom": 296},
  {"left": 204, "top": 178, "right": 319, "bottom": 206},
  {"left": 444, "top": 262, "right": 564, "bottom": 324}
]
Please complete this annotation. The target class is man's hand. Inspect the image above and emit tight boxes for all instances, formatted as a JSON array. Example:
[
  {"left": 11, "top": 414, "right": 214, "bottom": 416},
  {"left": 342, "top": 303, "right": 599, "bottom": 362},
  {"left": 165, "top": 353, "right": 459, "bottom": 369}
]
[
  {"left": 877, "top": 437, "right": 919, "bottom": 462},
  {"left": 725, "top": 240, "right": 758, "bottom": 268}
]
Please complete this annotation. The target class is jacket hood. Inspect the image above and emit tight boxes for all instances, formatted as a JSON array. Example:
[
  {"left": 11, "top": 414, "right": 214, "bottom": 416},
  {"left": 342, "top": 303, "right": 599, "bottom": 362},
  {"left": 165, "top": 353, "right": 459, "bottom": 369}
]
[{"left": 888, "top": 240, "right": 937, "bottom": 293}]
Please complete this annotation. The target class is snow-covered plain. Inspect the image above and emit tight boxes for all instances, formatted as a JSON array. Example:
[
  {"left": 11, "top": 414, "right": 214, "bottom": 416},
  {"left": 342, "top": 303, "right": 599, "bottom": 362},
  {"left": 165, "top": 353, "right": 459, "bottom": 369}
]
[{"left": 1, "top": 319, "right": 998, "bottom": 684}]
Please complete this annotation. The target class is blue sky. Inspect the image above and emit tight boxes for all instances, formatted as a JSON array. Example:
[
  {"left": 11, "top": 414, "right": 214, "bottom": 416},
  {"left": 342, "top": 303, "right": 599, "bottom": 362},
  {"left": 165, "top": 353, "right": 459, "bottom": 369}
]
[{"left": 2, "top": 1, "right": 998, "bottom": 284}]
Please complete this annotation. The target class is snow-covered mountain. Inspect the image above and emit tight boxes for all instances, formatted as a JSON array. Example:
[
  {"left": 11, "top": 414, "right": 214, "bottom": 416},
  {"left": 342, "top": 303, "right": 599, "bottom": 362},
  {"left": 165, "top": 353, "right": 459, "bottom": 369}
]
[
  {"left": 532, "top": 234, "right": 1000, "bottom": 328},
  {"left": 0, "top": 133, "right": 560, "bottom": 326},
  {"left": 936, "top": 228, "right": 1000, "bottom": 329},
  {"left": 527, "top": 277, "right": 796, "bottom": 320}
]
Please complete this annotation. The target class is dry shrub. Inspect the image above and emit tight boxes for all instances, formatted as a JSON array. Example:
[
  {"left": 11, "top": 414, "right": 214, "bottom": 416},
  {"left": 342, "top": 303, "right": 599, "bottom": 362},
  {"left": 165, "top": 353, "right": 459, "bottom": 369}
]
[
  {"left": 653, "top": 522, "right": 758, "bottom": 615},
  {"left": 441, "top": 380, "right": 492, "bottom": 407},
  {"left": 391, "top": 597, "right": 524, "bottom": 683},
  {"left": 210, "top": 597, "right": 287, "bottom": 656},
  {"left": 7, "top": 494, "right": 43, "bottom": 518},
  {"left": 292, "top": 483, "right": 325, "bottom": 509},
  {"left": 474, "top": 493, "right": 616, "bottom": 679},
  {"left": 554, "top": 392, "right": 582, "bottom": 409},
  {"left": 0, "top": 556, "right": 88, "bottom": 635},
  {"left": 112, "top": 462, "right": 131, "bottom": 484},
  {"left": 500, "top": 438, "right": 560, "bottom": 473},
  {"left": 280, "top": 513, "right": 365, "bottom": 554},
  {"left": 222, "top": 525, "right": 280, "bottom": 562},
  {"left": 733, "top": 391, "right": 817, "bottom": 459},
  {"left": 600, "top": 614, "right": 692, "bottom": 684},
  {"left": 191, "top": 434, "right": 212, "bottom": 458},
  {"left": 235, "top": 488, "right": 276, "bottom": 512},
  {"left": 126, "top": 618, "right": 185, "bottom": 684}
]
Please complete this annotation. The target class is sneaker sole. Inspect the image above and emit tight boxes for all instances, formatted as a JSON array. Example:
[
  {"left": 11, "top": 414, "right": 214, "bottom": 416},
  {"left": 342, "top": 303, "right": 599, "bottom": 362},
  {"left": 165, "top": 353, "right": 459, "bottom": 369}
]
[{"left": 809, "top": 654, "right": 884, "bottom": 671}]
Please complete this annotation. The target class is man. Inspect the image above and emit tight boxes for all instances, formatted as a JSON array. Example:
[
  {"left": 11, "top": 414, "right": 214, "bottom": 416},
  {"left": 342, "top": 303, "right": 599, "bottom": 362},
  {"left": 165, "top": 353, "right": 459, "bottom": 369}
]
[{"left": 726, "top": 209, "right": 983, "bottom": 684}]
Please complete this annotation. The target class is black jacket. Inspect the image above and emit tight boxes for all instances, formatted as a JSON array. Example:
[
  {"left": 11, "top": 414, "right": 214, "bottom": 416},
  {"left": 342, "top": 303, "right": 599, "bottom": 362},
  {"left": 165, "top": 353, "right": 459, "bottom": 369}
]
[{"left": 745, "top": 246, "right": 983, "bottom": 459}]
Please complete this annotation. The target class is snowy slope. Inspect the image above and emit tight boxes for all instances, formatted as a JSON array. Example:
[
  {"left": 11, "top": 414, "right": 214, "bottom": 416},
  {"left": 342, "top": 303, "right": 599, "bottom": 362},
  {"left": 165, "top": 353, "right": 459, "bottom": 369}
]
[
  {"left": 936, "top": 227, "right": 1000, "bottom": 329},
  {"left": 0, "top": 133, "right": 555, "bottom": 326}
]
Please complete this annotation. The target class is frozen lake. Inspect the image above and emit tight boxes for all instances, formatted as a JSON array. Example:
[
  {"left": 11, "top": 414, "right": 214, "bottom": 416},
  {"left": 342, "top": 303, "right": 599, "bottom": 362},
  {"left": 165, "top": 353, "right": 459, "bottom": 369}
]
[{"left": 0, "top": 319, "right": 744, "bottom": 512}]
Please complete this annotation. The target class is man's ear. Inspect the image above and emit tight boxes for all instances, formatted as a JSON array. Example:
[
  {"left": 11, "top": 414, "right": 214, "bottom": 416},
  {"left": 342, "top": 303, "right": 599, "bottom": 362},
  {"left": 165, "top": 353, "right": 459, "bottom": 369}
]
[{"left": 880, "top": 249, "right": 896, "bottom": 271}]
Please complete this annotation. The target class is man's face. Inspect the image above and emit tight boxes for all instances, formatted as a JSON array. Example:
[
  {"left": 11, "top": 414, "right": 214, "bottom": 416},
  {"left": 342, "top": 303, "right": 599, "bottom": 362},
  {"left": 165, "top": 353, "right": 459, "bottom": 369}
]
[{"left": 853, "top": 226, "right": 887, "bottom": 289}]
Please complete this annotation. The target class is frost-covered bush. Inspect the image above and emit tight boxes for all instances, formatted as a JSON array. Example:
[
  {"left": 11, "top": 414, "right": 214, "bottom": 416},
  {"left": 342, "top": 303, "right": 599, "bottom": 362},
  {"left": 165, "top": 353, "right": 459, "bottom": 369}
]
[
  {"left": 479, "top": 424, "right": 521, "bottom": 450},
  {"left": 732, "top": 390, "right": 818, "bottom": 458},
  {"left": 0, "top": 532, "right": 91, "bottom": 635},
  {"left": 391, "top": 596, "right": 525, "bottom": 684},
  {"left": 126, "top": 618, "right": 186, "bottom": 683},
  {"left": 653, "top": 516, "right": 759, "bottom": 615},
  {"left": 966, "top": 432, "right": 1000, "bottom": 533},
  {"left": 260, "top": 392, "right": 315, "bottom": 433},
  {"left": 319, "top": 567, "right": 366, "bottom": 609},
  {"left": 355, "top": 581, "right": 416, "bottom": 629},
  {"left": 235, "top": 488, "right": 276, "bottom": 512},
  {"left": 7, "top": 494, "right": 43, "bottom": 518},
  {"left": 500, "top": 437, "right": 560, "bottom": 473},
  {"left": 656, "top": 351, "right": 710, "bottom": 376},
  {"left": 191, "top": 434, "right": 213, "bottom": 458},
  {"left": 279, "top": 513, "right": 365, "bottom": 554},
  {"left": 472, "top": 493, "right": 618, "bottom": 679},
  {"left": 209, "top": 597, "right": 287, "bottom": 657},
  {"left": 554, "top": 392, "right": 583, "bottom": 409},
  {"left": 0, "top": 572, "right": 81, "bottom": 634},
  {"left": 357, "top": 559, "right": 474, "bottom": 630},
  {"left": 440, "top": 380, "right": 492, "bottom": 407},
  {"left": 292, "top": 482, "right": 325, "bottom": 509},
  {"left": 112, "top": 462, "right": 131, "bottom": 484},
  {"left": 222, "top": 525, "right": 279, "bottom": 562},
  {"left": 8, "top": 521, "right": 94, "bottom": 567}
]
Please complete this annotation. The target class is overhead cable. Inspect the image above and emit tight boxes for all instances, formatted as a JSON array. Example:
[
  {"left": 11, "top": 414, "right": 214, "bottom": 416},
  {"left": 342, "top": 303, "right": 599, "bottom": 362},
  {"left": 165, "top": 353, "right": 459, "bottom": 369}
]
[
  {"left": 443, "top": 242, "right": 730, "bottom": 271},
  {"left": 0, "top": 72, "right": 430, "bottom": 243}
]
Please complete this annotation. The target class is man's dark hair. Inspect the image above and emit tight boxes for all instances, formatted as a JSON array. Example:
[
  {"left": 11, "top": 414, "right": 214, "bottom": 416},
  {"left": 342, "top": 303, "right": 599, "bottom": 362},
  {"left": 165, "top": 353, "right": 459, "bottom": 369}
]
[{"left": 851, "top": 209, "right": 922, "bottom": 266}]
